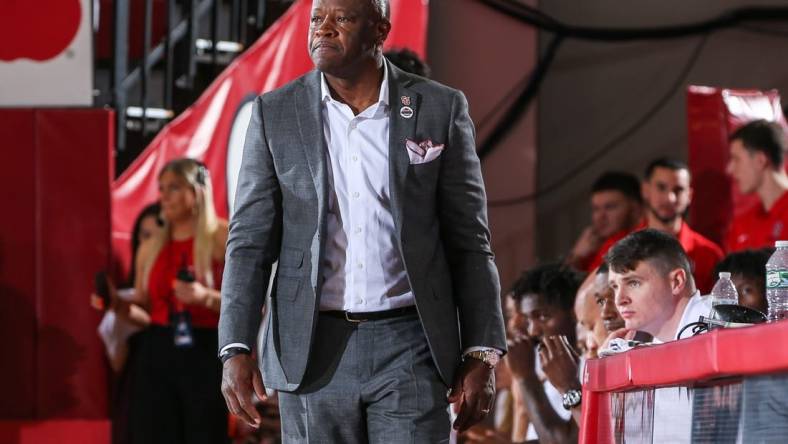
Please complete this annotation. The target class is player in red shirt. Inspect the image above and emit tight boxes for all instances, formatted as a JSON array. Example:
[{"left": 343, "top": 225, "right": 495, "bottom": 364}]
[
  {"left": 726, "top": 120, "right": 788, "bottom": 252},
  {"left": 641, "top": 158, "right": 723, "bottom": 294},
  {"left": 566, "top": 172, "right": 643, "bottom": 271}
]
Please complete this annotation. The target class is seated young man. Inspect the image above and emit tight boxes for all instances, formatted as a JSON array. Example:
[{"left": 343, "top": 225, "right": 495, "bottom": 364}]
[
  {"left": 575, "top": 266, "right": 621, "bottom": 359},
  {"left": 574, "top": 276, "right": 599, "bottom": 359},
  {"left": 605, "top": 229, "right": 711, "bottom": 343},
  {"left": 714, "top": 248, "right": 773, "bottom": 314},
  {"left": 605, "top": 230, "right": 713, "bottom": 442},
  {"left": 726, "top": 120, "right": 788, "bottom": 252},
  {"left": 593, "top": 263, "right": 626, "bottom": 335},
  {"left": 566, "top": 172, "right": 643, "bottom": 271},
  {"left": 640, "top": 157, "right": 724, "bottom": 293},
  {"left": 505, "top": 264, "right": 583, "bottom": 442}
]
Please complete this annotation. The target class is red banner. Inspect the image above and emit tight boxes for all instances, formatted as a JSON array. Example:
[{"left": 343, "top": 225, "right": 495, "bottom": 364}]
[{"left": 111, "top": 0, "right": 429, "bottom": 277}]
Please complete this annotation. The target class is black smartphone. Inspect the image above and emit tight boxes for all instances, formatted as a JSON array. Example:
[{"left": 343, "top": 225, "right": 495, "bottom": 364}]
[
  {"left": 94, "top": 271, "right": 110, "bottom": 309},
  {"left": 176, "top": 253, "right": 195, "bottom": 283},
  {"left": 176, "top": 268, "right": 196, "bottom": 283}
]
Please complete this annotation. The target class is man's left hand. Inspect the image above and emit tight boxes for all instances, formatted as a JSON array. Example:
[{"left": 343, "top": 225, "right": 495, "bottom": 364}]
[
  {"left": 538, "top": 335, "right": 581, "bottom": 394},
  {"left": 447, "top": 358, "right": 496, "bottom": 433}
]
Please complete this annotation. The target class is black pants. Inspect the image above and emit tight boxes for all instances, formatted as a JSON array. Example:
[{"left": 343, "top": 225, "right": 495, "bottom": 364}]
[
  {"left": 111, "top": 331, "right": 143, "bottom": 444},
  {"left": 129, "top": 326, "right": 228, "bottom": 444}
]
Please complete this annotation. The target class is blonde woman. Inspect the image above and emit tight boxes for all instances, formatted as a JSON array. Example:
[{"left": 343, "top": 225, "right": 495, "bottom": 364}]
[{"left": 130, "top": 158, "right": 229, "bottom": 444}]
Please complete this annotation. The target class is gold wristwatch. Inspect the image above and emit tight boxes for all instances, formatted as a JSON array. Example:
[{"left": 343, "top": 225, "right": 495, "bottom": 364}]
[{"left": 463, "top": 350, "right": 500, "bottom": 369}]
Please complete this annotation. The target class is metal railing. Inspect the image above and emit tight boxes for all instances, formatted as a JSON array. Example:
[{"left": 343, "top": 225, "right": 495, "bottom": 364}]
[{"left": 110, "top": 0, "right": 271, "bottom": 156}]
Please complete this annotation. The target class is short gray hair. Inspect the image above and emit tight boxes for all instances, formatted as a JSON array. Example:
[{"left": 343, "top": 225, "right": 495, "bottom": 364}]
[{"left": 370, "top": 0, "right": 390, "bottom": 20}]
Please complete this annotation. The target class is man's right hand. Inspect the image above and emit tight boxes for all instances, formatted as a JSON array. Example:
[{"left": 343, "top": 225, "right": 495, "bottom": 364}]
[
  {"left": 221, "top": 353, "right": 266, "bottom": 428},
  {"left": 538, "top": 335, "right": 581, "bottom": 394},
  {"left": 600, "top": 327, "right": 635, "bottom": 351},
  {"left": 567, "top": 226, "right": 602, "bottom": 264},
  {"left": 504, "top": 334, "right": 538, "bottom": 381}
]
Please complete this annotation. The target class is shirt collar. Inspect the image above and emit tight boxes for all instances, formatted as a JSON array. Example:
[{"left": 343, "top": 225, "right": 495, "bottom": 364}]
[
  {"left": 676, "top": 290, "right": 705, "bottom": 338},
  {"left": 320, "top": 61, "right": 389, "bottom": 107},
  {"left": 651, "top": 290, "right": 704, "bottom": 345}
]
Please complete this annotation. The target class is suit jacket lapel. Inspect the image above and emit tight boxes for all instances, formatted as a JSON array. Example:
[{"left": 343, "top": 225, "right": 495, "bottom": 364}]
[
  {"left": 387, "top": 61, "right": 419, "bottom": 237},
  {"left": 294, "top": 70, "right": 328, "bottom": 231}
]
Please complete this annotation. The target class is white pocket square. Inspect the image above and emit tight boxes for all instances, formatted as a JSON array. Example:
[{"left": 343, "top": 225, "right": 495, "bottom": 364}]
[{"left": 406, "top": 139, "right": 445, "bottom": 165}]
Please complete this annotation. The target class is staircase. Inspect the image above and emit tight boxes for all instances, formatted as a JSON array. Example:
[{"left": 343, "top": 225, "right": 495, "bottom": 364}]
[{"left": 93, "top": 0, "right": 294, "bottom": 174}]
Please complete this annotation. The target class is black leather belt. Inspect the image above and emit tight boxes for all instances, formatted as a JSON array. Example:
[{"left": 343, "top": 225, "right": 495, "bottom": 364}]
[{"left": 321, "top": 305, "right": 417, "bottom": 323}]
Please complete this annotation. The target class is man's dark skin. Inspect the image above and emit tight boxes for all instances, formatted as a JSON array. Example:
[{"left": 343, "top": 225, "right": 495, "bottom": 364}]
[
  {"left": 594, "top": 272, "right": 625, "bottom": 334},
  {"left": 732, "top": 273, "right": 768, "bottom": 314},
  {"left": 221, "top": 0, "right": 495, "bottom": 434},
  {"left": 505, "top": 292, "right": 579, "bottom": 444}
]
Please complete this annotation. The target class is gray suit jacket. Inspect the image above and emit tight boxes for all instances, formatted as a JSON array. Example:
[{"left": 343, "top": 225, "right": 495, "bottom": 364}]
[{"left": 220, "top": 60, "right": 506, "bottom": 392}]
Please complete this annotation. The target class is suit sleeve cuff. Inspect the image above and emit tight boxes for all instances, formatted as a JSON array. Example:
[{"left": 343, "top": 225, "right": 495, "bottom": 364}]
[{"left": 219, "top": 342, "right": 251, "bottom": 358}]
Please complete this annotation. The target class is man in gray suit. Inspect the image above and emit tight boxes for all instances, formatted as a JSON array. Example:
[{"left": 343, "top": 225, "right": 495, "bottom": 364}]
[{"left": 218, "top": 0, "right": 507, "bottom": 441}]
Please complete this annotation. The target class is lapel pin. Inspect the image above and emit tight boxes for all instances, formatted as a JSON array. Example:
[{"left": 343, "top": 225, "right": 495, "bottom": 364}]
[
  {"left": 400, "top": 106, "right": 414, "bottom": 119},
  {"left": 401, "top": 96, "right": 411, "bottom": 106}
]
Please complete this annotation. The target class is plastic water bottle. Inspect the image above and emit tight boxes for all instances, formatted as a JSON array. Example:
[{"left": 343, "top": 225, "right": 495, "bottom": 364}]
[
  {"left": 709, "top": 272, "right": 739, "bottom": 318},
  {"left": 766, "top": 241, "right": 788, "bottom": 322}
]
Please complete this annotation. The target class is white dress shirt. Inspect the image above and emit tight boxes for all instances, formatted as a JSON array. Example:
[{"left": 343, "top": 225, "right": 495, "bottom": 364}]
[
  {"left": 646, "top": 292, "right": 709, "bottom": 442},
  {"left": 676, "top": 291, "right": 712, "bottom": 340},
  {"left": 318, "top": 63, "right": 415, "bottom": 312},
  {"left": 650, "top": 291, "right": 712, "bottom": 344}
]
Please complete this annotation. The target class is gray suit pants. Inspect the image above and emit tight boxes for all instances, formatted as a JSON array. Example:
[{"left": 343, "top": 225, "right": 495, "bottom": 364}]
[{"left": 278, "top": 310, "right": 451, "bottom": 443}]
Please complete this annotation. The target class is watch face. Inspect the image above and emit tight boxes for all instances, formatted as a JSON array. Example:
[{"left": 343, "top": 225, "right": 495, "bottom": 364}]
[
  {"left": 485, "top": 351, "right": 500, "bottom": 367},
  {"left": 563, "top": 390, "right": 582, "bottom": 409}
]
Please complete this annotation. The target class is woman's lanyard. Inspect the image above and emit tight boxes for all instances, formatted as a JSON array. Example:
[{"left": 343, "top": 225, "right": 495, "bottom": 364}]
[{"left": 168, "top": 242, "right": 195, "bottom": 347}]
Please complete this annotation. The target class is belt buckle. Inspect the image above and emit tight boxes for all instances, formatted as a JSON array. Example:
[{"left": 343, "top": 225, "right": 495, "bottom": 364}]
[{"left": 344, "top": 311, "right": 367, "bottom": 323}]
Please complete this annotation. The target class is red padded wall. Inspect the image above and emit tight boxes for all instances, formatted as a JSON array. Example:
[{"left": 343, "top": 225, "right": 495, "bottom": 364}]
[
  {"left": 0, "top": 109, "right": 113, "bottom": 443},
  {"left": 0, "top": 110, "right": 38, "bottom": 418},
  {"left": 35, "top": 110, "right": 114, "bottom": 418},
  {"left": 0, "top": 420, "right": 110, "bottom": 444}
]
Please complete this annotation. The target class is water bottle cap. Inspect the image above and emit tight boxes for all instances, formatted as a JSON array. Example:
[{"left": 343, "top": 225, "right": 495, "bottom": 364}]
[
  {"left": 718, "top": 272, "right": 731, "bottom": 279},
  {"left": 776, "top": 240, "right": 788, "bottom": 248}
]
